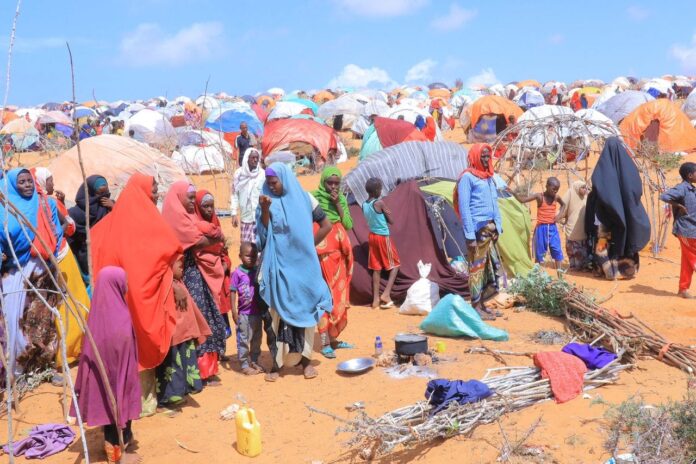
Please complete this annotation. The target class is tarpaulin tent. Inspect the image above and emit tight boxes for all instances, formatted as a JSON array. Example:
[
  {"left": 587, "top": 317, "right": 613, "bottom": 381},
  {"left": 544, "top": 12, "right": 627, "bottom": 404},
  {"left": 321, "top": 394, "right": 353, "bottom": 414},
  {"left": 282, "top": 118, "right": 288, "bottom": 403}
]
[
  {"left": 37, "top": 111, "right": 72, "bottom": 126},
  {"left": 48, "top": 135, "right": 187, "bottom": 201},
  {"left": 261, "top": 118, "right": 338, "bottom": 160},
  {"left": 172, "top": 145, "right": 226, "bottom": 174},
  {"left": 281, "top": 97, "right": 319, "bottom": 115},
  {"left": 345, "top": 141, "right": 468, "bottom": 205},
  {"left": 205, "top": 105, "right": 264, "bottom": 135},
  {"left": 419, "top": 180, "right": 534, "bottom": 278},
  {"left": 619, "top": 99, "right": 696, "bottom": 152},
  {"left": 124, "top": 108, "right": 177, "bottom": 149},
  {"left": 359, "top": 117, "right": 427, "bottom": 160},
  {"left": 514, "top": 88, "right": 545, "bottom": 110},
  {"left": 347, "top": 180, "right": 468, "bottom": 305},
  {"left": 467, "top": 95, "right": 523, "bottom": 132},
  {"left": 595, "top": 90, "right": 655, "bottom": 125},
  {"left": 682, "top": 88, "right": 696, "bottom": 121}
]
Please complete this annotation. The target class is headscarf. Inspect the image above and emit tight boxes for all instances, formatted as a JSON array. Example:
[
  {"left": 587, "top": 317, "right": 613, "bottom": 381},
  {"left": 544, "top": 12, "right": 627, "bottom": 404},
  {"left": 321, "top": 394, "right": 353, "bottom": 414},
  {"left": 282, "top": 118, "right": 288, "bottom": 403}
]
[
  {"left": 585, "top": 137, "right": 651, "bottom": 258},
  {"left": 452, "top": 144, "right": 495, "bottom": 217},
  {"left": 70, "top": 266, "right": 141, "bottom": 427},
  {"left": 560, "top": 181, "right": 588, "bottom": 241},
  {"left": 68, "top": 175, "right": 112, "bottom": 235},
  {"left": 161, "top": 181, "right": 204, "bottom": 250},
  {"left": 234, "top": 148, "right": 264, "bottom": 194},
  {"left": 33, "top": 167, "right": 52, "bottom": 193},
  {"left": 91, "top": 174, "right": 182, "bottom": 369},
  {"left": 256, "top": 163, "right": 332, "bottom": 328},
  {"left": 312, "top": 166, "right": 352, "bottom": 230},
  {"left": 0, "top": 168, "right": 62, "bottom": 267},
  {"left": 192, "top": 189, "right": 226, "bottom": 305}
]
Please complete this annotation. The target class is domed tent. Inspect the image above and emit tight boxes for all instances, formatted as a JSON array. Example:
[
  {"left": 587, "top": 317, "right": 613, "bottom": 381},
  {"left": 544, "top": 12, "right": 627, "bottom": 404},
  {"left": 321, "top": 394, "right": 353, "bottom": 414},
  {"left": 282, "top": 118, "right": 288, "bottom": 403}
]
[
  {"left": 204, "top": 103, "right": 264, "bottom": 136},
  {"left": 514, "top": 88, "right": 545, "bottom": 110},
  {"left": 682, "top": 88, "right": 696, "bottom": 122},
  {"left": 359, "top": 117, "right": 427, "bottom": 160},
  {"left": 261, "top": 118, "right": 344, "bottom": 164},
  {"left": 594, "top": 90, "right": 655, "bottom": 124},
  {"left": 172, "top": 145, "right": 226, "bottom": 174},
  {"left": 317, "top": 94, "right": 364, "bottom": 130},
  {"left": 124, "top": 108, "right": 177, "bottom": 150},
  {"left": 619, "top": 99, "right": 696, "bottom": 152},
  {"left": 462, "top": 95, "right": 522, "bottom": 143},
  {"left": 48, "top": 135, "right": 187, "bottom": 201}
]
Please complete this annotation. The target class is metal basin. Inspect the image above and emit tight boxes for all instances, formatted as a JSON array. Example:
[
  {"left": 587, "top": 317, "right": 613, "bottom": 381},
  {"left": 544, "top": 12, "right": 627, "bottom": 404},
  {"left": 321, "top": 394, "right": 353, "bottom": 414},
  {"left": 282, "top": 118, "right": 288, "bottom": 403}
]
[{"left": 336, "top": 357, "right": 375, "bottom": 374}]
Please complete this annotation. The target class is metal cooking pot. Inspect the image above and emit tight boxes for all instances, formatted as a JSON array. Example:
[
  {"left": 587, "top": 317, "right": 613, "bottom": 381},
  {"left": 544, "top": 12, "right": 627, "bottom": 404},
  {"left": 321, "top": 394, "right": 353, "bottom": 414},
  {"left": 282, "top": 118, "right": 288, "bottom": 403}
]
[{"left": 394, "top": 333, "right": 428, "bottom": 356}]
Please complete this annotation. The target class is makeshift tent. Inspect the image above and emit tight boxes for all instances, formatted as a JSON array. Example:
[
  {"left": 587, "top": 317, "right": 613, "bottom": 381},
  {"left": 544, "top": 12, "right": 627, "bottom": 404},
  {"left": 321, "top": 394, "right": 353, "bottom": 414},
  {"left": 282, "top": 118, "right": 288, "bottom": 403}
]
[
  {"left": 347, "top": 180, "right": 468, "bottom": 305},
  {"left": 345, "top": 141, "right": 468, "bottom": 205},
  {"left": 37, "top": 111, "right": 72, "bottom": 126},
  {"left": 204, "top": 104, "right": 264, "bottom": 135},
  {"left": 466, "top": 96, "right": 523, "bottom": 132},
  {"left": 261, "top": 118, "right": 338, "bottom": 161},
  {"left": 48, "top": 135, "right": 186, "bottom": 202},
  {"left": 463, "top": 95, "right": 523, "bottom": 142},
  {"left": 683, "top": 88, "right": 696, "bottom": 122},
  {"left": 172, "top": 145, "right": 226, "bottom": 174},
  {"left": 124, "top": 108, "right": 177, "bottom": 149},
  {"left": 419, "top": 180, "right": 534, "bottom": 278},
  {"left": 312, "top": 90, "right": 335, "bottom": 104},
  {"left": 594, "top": 90, "right": 655, "bottom": 124},
  {"left": 267, "top": 101, "right": 311, "bottom": 120},
  {"left": 514, "top": 88, "right": 545, "bottom": 110},
  {"left": 175, "top": 128, "right": 233, "bottom": 155},
  {"left": 359, "top": 117, "right": 427, "bottom": 160},
  {"left": 317, "top": 95, "right": 364, "bottom": 129},
  {"left": 619, "top": 99, "right": 696, "bottom": 152},
  {"left": 517, "top": 80, "right": 541, "bottom": 89},
  {"left": 281, "top": 97, "right": 319, "bottom": 115}
]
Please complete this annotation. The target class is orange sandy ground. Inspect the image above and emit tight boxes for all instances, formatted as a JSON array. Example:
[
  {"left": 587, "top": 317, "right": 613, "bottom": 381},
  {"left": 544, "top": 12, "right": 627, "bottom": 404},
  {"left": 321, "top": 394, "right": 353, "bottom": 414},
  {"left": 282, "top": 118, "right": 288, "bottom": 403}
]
[{"left": 2, "top": 130, "right": 695, "bottom": 464}]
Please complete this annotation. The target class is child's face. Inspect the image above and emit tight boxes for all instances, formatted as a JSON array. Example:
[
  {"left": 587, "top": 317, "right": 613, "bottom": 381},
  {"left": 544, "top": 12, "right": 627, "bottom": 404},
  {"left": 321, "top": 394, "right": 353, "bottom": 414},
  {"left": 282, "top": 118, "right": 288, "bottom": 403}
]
[
  {"left": 172, "top": 257, "right": 183, "bottom": 279},
  {"left": 578, "top": 186, "right": 588, "bottom": 198},
  {"left": 240, "top": 246, "right": 258, "bottom": 268},
  {"left": 688, "top": 171, "right": 696, "bottom": 184},
  {"left": 545, "top": 182, "right": 559, "bottom": 196}
]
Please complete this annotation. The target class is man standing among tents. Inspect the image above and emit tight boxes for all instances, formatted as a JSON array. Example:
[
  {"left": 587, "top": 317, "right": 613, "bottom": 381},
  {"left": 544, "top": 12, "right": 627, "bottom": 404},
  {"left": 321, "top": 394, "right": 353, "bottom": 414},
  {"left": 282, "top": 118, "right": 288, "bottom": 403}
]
[
  {"left": 235, "top": 122, "right": 257, "bottom": 166},
  {"left": 453, "top": 144, "right": 504, "bottom": 320}
]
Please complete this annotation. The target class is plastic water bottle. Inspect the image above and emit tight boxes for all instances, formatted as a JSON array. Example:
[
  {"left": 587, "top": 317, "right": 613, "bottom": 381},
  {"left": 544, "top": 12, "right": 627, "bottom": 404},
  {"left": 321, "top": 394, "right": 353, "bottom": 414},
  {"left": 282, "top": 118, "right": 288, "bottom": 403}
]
[{"left": 374, "top": 336, "right": 383, "bottom": 357}]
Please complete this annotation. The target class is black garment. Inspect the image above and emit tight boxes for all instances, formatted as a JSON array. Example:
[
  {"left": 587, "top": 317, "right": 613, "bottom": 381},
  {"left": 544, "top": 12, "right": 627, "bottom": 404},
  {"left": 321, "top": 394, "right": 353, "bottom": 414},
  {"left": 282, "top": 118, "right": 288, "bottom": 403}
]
[
  {"left": 585, "top": 137, "right": 651, "bottom": 259},
  {"left": 235, "top": 134, "right": 254, "bottom": 166},
  {"left": 103, "top": 421, "right": 132, "bottom": 446},
  {"left": 67, "top": 175, "right": 112, "bottom": 278}
]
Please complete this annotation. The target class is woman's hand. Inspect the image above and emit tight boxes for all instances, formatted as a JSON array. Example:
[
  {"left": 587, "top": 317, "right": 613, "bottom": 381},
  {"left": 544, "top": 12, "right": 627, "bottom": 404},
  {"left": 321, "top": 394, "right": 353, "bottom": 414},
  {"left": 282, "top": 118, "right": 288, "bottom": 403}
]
[
  {"left": 259, "top": 195, "right": 272, "bottom": 210},
  {"left": 173, "top": 282, "right": 188, "bottom": 311},
  {"left": 99, "top": 197, "right": 115, "bottom": 209},
  {"left": 231, "top": 215, "right": 239, "bottom": 227},
  {"left": 330, "top": 190, "right": 340, "bottom": 204},
  {"left": 55, "top": 190, "right": 65, "bottom": 203}
]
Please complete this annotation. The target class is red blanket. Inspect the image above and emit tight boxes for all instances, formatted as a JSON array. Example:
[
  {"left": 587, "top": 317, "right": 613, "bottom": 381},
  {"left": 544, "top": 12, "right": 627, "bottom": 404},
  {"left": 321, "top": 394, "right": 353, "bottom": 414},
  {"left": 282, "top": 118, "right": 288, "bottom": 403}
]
[{"left": 533, "top": 352, "right": 587, "bottom": 403}]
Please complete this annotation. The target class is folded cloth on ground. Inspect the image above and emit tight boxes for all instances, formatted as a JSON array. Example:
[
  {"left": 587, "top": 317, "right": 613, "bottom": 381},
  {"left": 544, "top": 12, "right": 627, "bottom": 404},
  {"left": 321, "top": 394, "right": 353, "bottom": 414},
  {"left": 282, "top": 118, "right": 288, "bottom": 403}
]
[
  {"left": 3, "top": 424, "right": 75, "bottom": 459},
  {"left": 419, "top": 294, "right": 509, "bottom": 341},
  {"left": 561, "top": 343, "right": 618, "bottom": 370},
  {"left": 533, "top": 351, "right": 587, "bottom": 404},
  {"left": 425, "top": 379, "right": 492, "bottom": 414}
]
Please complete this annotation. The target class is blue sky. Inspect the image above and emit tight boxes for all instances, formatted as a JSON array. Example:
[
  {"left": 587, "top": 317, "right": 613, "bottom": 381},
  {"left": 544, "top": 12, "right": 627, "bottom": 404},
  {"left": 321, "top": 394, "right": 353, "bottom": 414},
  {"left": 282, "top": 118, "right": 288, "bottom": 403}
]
[{"left": 1, "top": 0, "right": 695, "bottom": 105}]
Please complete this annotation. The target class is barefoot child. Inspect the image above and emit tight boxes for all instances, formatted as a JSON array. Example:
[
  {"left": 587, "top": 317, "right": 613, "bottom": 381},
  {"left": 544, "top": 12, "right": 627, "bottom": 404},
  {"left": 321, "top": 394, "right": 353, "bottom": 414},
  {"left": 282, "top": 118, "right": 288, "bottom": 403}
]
[
  {"left": 362, "top": 178, "right": 400, "bottom": 309},
  {"left": 660, "top": 162, "right": 696, "bottom": 299},
  {"left": 230, "top": 242, "right": 264, "bottom": 374},
  {"left": 558, "top": 181, "right": 589, "bottom": 270},
  {"left": 510, "top": 177, "right": 565, "bottom": 270}
]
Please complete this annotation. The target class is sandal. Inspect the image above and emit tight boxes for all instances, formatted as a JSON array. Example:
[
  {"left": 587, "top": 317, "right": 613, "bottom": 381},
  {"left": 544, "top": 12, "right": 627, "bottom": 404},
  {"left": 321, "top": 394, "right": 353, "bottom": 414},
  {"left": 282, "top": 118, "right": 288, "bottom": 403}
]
[
  {"left": 321, "top": 346, "right": 337, "bottom": 359},
  {"left": 333, "top": 341, "right": 354, "bottom": 350},
  {"left": 379, "top": 300, "right": 395, "bottom": 309},
  {"left": 264, "top": 372, "right": 279, "bottom": 382},
  {"left": 303, "top": 365, "right": 318, "bottom": 379},
  {"left": 475, "top": 309, "right": 496, "bottom": 321}
]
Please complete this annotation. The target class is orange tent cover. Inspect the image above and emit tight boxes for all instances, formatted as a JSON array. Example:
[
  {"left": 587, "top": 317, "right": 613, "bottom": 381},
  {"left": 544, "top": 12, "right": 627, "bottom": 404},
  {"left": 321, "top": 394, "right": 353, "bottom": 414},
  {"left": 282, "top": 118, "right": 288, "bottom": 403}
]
[
  {"left": 619, "top": 99, "right": 696, "bottom": 152},
  {"left": 470, "top": 95, "right": 523, "bottom": 129},
  {"left": 262, "top": 118, "right": 337, "bottom": 161}
]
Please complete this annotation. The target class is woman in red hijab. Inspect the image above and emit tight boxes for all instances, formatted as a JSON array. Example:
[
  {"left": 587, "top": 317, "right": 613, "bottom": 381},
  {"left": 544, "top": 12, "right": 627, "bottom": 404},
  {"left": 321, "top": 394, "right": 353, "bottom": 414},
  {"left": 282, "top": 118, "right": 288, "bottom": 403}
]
[
  {"left": 453, "top": 144, "right": 504, "bottom": 320},
  {"left": 162, "top": 181, "right": 227, "bottom": 384}
]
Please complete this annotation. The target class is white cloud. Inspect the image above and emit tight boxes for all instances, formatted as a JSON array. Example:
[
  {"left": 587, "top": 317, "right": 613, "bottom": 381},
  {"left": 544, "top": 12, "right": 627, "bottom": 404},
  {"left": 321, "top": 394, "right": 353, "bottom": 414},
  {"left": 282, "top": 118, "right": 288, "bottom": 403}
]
[
  {"left": 430, "top": 4, "right": 477, "bottom": 31},
  {"left": 333, "top": 0, "right": 428, "bottom": 17},
  {"left": 118, "top": 22, "right": 224, "bottom": 67},
  {"left": 328, "top": 64, "right": 395, "bottom": 88},
  {"left": 548, "top": 33, "right": 565, "bottom": 45},
  {"left": 627, "top": 5, "right": 649, "bottom": 21},
  {"left": 671, "top": 33, "right": 696, "bottom": 73},
  {"left": 404, "top": 59, "right": 437, "bottom": 82},
  {"left": 466, "top": 68, "right": 499, "bottom": 88}
]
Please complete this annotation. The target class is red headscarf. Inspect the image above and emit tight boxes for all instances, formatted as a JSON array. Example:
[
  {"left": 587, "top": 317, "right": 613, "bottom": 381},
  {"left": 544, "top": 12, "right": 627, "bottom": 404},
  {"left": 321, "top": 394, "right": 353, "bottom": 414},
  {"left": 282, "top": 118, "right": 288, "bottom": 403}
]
[
  {"left": 91, "top": 173, "right": 183, "bottom": 369},
  {"left": 192, "top": 189, "right": 227, "bottom": 311},
  {"left": 453, "top": 143, "right": 495, "bottom": 217},
  {"left": 161, "top": 181, "right": 204, "bottom": 250}
]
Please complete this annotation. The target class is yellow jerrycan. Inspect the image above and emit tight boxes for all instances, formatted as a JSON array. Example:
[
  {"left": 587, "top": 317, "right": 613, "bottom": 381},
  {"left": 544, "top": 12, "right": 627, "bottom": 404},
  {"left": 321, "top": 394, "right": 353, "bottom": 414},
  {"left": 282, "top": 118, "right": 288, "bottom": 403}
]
[{"left": 235, "top": 407, "right": 262, "bottom": 457}]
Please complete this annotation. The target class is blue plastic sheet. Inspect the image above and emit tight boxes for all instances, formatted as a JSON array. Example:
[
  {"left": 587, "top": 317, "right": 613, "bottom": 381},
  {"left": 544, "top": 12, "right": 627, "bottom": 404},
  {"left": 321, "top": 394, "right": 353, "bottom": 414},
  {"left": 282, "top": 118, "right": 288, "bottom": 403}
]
[{"left": 419, "top": 294, "right": 509, "bottom": 341}]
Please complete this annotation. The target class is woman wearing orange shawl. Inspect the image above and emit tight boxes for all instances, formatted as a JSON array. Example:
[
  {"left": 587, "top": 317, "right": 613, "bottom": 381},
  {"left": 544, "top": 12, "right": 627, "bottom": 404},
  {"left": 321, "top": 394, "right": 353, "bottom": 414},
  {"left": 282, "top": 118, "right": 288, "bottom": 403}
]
[
  {"left": 162, "top": 181, "right": 227, "bottom": 383},
  {"left": 194, "top": 190, "right": 233, "bottom": 331},
  {"left": 453, "top": 144, "right": 504, "bottom": 320},
  {"left": 91, "top": 173, "right": 185, "bottom": 415}
]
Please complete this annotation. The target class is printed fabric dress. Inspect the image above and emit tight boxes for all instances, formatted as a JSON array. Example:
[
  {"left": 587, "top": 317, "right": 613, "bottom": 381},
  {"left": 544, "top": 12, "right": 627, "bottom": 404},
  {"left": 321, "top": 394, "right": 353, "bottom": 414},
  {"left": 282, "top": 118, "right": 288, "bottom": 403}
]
[{"left": 315, "top": 222, "right": 353, "bottom": 339}]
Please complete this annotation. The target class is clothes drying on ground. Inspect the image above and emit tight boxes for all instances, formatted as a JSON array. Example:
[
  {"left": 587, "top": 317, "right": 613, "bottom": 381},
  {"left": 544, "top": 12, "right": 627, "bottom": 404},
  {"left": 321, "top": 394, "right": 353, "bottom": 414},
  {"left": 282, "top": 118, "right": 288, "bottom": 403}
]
[
  {"left": 419, "top": 294, "right": 509, "bottom": 341},
  {"left": 561, "top": 343, "right": 617, "bottom": 370},
  {"left": 533, "top": 351, "right": 587, "bottom": 404},
  {"left": 425, "top": 379, "right": 492, "bottom": 414},
  {"left": 2, "top": 424, "right": 75, "bottom": 459}
]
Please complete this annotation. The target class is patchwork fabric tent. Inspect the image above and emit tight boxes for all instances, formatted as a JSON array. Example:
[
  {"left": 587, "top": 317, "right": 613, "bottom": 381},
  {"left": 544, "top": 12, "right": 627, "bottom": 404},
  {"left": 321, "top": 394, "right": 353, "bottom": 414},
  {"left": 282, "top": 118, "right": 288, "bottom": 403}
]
[
  {"left": 359, "top": 117, "right": 427, "bottom": 160},
  {"left": 619, "top": 99, "right": 696, "bottom": 152},
  {"left": 48, "top": 135, "right": 187, "bottom": 201},
  {"left": 347, "top": 180, "right": 468, "bottom": 305},
  {"left": 261, "top": 118, "right": 338, "bottom": 161},
  {"left": 344, "top": 141, "right": 469, "bottom": 205},
  {"left": 463, "top": 95, "right": 523, "bottom": 141}
]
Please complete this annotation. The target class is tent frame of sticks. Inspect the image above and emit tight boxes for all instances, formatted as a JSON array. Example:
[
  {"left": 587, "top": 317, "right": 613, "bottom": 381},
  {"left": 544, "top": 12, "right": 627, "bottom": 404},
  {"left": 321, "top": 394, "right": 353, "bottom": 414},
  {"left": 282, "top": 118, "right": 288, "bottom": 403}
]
[{"left": 490, "top": 114, "right": 670, "bottom": 256}]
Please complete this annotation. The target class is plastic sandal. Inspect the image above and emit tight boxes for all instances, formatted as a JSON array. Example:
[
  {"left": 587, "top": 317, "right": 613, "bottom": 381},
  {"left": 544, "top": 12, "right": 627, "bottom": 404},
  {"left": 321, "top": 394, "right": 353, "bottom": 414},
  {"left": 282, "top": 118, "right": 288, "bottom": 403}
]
[
  {"left": 334, "top": 341, "right": 354, "bottom": 349},
  {"left": 321, "top": 346, "right": 337, "bottom": 359}
]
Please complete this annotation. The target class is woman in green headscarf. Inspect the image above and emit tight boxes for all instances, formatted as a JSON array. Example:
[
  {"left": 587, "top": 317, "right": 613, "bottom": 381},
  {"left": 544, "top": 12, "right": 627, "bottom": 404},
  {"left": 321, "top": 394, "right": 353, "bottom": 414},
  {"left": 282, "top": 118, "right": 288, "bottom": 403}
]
[{"left": 312, "top": 167, "right": 354, "bottom": 358}]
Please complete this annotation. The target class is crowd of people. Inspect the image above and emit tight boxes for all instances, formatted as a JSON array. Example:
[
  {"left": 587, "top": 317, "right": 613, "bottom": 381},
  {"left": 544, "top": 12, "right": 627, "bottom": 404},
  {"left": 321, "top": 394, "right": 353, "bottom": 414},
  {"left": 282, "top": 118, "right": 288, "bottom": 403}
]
[{"left": 1, "top": 134, "right": 695, "bottom": 462}]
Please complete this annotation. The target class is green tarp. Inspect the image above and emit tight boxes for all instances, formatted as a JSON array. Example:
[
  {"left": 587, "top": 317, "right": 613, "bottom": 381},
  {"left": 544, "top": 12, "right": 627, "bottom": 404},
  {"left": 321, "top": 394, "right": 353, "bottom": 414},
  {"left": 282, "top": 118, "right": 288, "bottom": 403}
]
[{"left": 420, "top": 181, "right": 534, "bottom": 278}]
